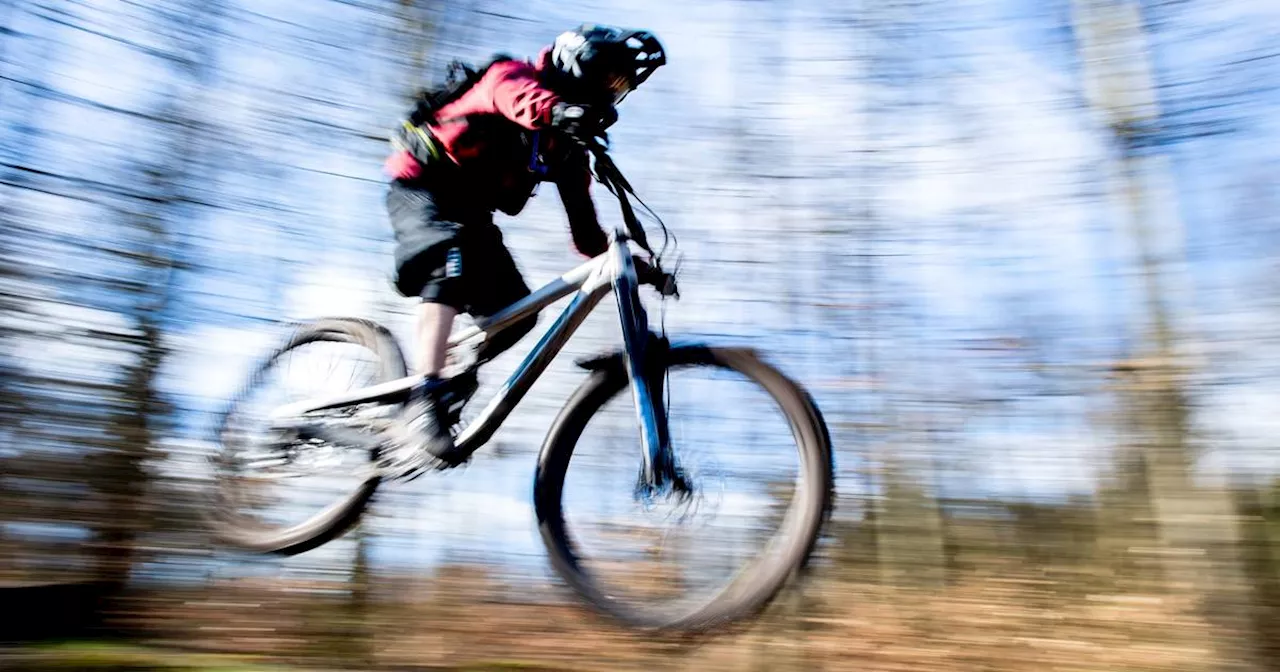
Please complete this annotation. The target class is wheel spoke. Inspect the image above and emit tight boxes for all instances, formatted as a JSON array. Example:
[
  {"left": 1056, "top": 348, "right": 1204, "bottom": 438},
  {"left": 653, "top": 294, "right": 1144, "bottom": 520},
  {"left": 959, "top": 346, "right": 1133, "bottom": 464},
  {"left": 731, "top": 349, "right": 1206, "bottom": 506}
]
[
  {"left": 211, "top": 321, "right": 407, "bottom": 554},
  {"left": 537, "top": 347, "right": 831, "bottom": 630}
]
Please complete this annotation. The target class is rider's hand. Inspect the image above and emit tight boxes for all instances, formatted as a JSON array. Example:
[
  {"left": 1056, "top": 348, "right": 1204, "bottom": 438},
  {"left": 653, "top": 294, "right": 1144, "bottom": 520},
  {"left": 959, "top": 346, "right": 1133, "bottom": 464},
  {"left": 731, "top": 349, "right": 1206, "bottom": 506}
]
[
  {"left": 551, "top": 101, "right": 610, "bottom": 144},
  {"left": 598, "top": 104, "right": 619, "bottom": 130}
]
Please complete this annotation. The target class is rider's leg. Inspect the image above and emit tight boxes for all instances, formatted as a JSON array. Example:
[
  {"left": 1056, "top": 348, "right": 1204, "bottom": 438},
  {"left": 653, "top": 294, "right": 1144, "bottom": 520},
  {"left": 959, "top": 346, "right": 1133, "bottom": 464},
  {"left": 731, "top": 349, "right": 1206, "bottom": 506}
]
[
  {"left": 466, "top": 223, "right": 537, "bottom": 365},
  {"left": 398, "top": 263, "right": 471, "bottom": 462},
  {"left": 396, "top": 308, "right": 461, "bottom": 463},
  {"left": 386, "top": 180, "right": 474, "bottom": 463},
  {"left": 416, "top": 302, "right": 457, "bottom": 376}
]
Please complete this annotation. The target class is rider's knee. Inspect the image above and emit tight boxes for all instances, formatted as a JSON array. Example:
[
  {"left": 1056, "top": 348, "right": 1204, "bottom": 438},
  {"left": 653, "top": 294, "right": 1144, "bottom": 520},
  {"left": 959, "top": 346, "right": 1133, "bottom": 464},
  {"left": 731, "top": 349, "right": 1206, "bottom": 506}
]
[{"left": 419, "top": 274, "right": 465, "bottom": 314}]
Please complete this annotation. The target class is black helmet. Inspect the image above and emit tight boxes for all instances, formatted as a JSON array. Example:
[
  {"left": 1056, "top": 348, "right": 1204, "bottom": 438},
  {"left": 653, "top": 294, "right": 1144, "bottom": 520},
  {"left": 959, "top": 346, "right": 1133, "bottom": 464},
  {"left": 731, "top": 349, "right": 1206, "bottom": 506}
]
[{"left": 549, "top": 24, "right": 666, "bottom": 104}]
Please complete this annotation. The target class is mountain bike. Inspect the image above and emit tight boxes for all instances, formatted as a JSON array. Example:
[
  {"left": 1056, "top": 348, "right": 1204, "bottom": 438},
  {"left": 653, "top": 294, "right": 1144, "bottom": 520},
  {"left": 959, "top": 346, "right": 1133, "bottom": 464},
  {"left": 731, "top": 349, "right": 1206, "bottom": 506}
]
[{"left": 207, "top": 139, "right": 835, "bottom": 633}]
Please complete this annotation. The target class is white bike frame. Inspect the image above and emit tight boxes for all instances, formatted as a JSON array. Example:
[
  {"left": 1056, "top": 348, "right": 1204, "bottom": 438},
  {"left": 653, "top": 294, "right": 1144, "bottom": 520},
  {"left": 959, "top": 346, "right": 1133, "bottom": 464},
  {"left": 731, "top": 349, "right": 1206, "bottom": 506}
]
[{"left": 268, "top": 231, "right": 670, "bottom": 482}]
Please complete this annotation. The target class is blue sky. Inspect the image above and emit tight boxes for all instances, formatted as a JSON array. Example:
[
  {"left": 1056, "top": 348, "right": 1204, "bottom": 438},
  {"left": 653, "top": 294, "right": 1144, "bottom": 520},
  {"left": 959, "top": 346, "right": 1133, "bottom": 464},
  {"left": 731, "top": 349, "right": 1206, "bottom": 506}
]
[{"left": 5, "top": 0, "right": 1280, "bottom": 577}]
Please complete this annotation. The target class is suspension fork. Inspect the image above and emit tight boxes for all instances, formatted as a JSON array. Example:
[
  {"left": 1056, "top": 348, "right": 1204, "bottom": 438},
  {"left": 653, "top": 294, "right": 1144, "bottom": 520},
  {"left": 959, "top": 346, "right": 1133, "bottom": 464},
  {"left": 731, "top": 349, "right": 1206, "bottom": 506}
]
[{"left": 611, "top": 250, "right": 676, "bottom": 494}]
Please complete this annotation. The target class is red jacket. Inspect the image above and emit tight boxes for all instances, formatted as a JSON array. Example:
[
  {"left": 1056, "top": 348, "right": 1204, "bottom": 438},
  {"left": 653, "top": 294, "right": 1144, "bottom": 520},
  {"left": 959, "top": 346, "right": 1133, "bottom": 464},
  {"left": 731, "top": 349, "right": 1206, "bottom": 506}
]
[{"left": 385, "top": 50, "right": 607, "bottom": 258}]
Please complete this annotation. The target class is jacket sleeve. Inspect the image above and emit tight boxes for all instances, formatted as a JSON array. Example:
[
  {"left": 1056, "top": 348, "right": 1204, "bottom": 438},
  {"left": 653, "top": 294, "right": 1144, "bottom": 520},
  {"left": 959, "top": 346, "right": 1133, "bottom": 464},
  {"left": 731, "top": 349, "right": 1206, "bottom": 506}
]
[
  {"left": 484, "top": 61, "right": 561, "bottom": 130},
  {"left": 557, "top": 151, "right": 608, "bottom": 258}
]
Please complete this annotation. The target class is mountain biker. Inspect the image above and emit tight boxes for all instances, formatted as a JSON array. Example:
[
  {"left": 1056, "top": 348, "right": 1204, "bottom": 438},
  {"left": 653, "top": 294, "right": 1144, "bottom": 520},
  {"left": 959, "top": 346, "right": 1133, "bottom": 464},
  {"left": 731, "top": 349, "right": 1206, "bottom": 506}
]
[{"left": 382, "top": 24, "right": 667, "bottom": 471}]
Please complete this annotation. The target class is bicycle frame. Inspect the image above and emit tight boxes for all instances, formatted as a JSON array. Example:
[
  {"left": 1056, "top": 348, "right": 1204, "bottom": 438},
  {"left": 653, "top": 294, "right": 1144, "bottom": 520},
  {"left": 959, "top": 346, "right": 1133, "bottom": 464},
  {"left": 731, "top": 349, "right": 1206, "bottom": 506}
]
[{"left": 268, "top": 231, "right": 672, "bottom": 486}]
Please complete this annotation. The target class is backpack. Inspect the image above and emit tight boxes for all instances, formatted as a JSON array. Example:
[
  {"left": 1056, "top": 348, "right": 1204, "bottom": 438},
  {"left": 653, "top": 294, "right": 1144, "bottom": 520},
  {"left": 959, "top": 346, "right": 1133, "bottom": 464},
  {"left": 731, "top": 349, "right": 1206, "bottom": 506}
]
[{"left": 392, "top": 54, "right": 515, "bottom": 167}]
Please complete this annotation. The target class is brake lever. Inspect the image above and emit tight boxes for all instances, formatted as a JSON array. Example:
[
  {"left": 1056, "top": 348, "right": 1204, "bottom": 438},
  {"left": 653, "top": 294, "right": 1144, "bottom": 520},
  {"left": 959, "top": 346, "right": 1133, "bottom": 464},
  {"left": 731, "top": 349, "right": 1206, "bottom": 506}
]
[
  {"left": 654, "top": 270, "right": 679, "bottom": 299},
  {"left": 636, "top": 259, "right": 679, "bottom": 300}
]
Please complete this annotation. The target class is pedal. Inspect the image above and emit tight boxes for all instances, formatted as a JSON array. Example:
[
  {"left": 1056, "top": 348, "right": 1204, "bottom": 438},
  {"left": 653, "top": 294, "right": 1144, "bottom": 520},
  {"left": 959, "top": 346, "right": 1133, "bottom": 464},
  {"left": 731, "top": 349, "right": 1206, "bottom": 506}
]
[
  {"left": 376, "top": 446, "right": 469, "bottom": 482},
  {"left": 373, "top": 417, "right": 473, "bottom": 483},
  {"left": 369, "top": 362, "right": 480, "bottom": 482},
  {"left": 375, "top": 447, "right": 437, "bottom": 482}
]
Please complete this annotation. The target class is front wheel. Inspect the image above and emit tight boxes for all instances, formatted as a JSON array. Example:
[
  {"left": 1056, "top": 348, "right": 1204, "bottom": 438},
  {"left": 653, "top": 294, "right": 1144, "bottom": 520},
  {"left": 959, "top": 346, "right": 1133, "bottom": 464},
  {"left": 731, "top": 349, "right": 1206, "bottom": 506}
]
[{"left": 534, "top": 345, "right": 834, "bottom": 632}]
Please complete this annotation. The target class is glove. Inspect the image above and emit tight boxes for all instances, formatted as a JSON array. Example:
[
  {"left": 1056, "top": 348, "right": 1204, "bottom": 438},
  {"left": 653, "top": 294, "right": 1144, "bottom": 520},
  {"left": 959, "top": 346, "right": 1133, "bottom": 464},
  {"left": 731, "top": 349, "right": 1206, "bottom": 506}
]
[
  {"left": 550, "top": 101, "right": 613, "bottom": 143},
  {"left": 598, "top": 104, "right": 619, "bottom": 130}
]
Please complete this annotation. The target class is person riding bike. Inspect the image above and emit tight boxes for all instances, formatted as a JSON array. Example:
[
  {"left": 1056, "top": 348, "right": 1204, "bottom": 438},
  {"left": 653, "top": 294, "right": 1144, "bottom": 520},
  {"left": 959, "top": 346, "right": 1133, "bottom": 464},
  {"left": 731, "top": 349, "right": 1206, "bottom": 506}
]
[{"left": 381, "top": 24, "right": 667, "bottom": 471}]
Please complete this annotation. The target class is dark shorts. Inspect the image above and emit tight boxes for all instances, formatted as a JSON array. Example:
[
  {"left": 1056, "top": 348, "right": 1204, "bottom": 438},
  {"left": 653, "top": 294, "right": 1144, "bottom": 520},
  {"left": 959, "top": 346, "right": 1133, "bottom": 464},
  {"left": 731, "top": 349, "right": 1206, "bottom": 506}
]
[{"left": 386, "top": 180, "right": 537, "bottom": 361}]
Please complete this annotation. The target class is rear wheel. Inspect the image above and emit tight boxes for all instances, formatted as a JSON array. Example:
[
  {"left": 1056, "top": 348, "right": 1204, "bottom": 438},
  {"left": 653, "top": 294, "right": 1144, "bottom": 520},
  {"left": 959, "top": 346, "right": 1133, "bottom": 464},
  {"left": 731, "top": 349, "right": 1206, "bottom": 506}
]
[
  {"left": 534, "top": 345, "right": 834, "bottom": 631},
  {"left": 208, "top": 318, "right": 406, "bottom": 555}
]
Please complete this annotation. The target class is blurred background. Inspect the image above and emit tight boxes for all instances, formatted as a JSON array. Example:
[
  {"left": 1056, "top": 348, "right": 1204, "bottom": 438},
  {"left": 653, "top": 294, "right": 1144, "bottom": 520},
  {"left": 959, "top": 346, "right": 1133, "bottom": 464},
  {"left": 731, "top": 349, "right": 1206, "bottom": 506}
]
[{"left": 2, "top": 0, "right": 1279, "bottom": 670}]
